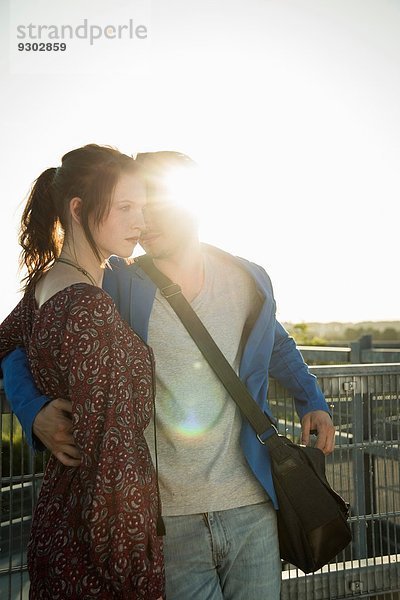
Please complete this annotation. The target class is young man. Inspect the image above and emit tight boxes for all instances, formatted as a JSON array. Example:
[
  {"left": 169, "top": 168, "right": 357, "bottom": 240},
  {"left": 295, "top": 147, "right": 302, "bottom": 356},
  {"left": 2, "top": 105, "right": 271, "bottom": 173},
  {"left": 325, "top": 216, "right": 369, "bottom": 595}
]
[{"left": 2, "top": 152, "right": 335, "bottom": 600}]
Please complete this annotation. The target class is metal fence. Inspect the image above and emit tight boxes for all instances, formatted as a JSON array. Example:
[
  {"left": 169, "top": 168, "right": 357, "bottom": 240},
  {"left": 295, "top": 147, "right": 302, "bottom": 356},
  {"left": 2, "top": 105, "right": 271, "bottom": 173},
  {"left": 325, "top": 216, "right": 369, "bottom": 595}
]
[
  {"left": 1, "top": 363, "right": 400, "bottom": 599},
  {"left": 298, "top": 336, "right": 400, "bottom": 365}
]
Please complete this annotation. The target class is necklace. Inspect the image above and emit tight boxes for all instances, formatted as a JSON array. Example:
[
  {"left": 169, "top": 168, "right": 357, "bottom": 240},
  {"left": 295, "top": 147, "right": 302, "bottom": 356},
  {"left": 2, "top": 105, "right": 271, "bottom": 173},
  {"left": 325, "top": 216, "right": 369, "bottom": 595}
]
[{"left": 56, "top": 257, "right": 98, "bottom": 287}]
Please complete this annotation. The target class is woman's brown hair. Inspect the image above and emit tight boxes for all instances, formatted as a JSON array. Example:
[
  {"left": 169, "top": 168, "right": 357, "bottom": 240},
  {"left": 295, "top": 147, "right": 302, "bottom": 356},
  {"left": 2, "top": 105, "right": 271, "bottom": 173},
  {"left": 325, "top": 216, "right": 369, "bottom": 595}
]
[{"left": 19, "top": 144, "right": 138, "bottom": 289}]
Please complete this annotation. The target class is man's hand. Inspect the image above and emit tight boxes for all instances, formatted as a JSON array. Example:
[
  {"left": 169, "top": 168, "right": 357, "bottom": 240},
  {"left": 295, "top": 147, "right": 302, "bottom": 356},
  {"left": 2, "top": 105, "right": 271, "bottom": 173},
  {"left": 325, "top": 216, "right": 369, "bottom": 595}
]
[
  {"left": 33, "top": 398, "right": 81, "bottom": 467},
  {"left": 301, "top": 410, "right": 335, "bottom": 455}
]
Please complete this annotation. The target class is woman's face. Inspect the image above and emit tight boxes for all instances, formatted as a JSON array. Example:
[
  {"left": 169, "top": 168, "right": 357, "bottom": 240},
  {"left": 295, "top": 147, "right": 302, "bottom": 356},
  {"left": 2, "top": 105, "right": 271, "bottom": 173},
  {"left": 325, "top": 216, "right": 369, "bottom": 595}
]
[{"left": 93, "top": 172, "right": 147, "bottom": 260}]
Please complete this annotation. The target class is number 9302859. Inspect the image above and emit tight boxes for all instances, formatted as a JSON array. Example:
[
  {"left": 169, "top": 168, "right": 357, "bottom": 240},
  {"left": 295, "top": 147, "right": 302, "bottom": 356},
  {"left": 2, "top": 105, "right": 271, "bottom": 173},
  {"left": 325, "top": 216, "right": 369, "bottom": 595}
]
[{"left": 18, "top": 42, "right": 67, "bottom": 51}]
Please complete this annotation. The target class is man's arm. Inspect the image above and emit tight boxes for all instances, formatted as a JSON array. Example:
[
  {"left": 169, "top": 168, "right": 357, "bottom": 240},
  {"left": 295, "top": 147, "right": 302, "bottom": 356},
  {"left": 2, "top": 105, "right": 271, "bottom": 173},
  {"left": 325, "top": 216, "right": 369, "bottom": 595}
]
[
  {"left": 2, "top": 348, "right": 81, "bottom": 466},
  {"left": 269, "top": 322, "right": 335, "bottom": 455}
]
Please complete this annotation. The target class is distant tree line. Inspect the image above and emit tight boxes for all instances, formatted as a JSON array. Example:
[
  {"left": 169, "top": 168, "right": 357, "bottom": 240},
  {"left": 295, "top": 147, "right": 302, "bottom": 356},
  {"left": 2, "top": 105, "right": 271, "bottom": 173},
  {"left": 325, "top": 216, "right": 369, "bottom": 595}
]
[
  {"left": 286, "top": 323, "right": 400, "bottom": 345},
  {"left": 286, "top": 323, "right": 327, "bottom": 346},
  {"left": 338, "top": 327, "right": 400, "bottom": 342}
]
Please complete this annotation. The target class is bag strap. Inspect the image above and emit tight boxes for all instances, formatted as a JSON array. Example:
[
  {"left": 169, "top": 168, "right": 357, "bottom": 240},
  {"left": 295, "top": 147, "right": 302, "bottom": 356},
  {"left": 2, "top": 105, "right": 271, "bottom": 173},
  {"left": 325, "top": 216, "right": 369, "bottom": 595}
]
[{"left": 135, "top": 254, "right": 277, "bottom": 442}]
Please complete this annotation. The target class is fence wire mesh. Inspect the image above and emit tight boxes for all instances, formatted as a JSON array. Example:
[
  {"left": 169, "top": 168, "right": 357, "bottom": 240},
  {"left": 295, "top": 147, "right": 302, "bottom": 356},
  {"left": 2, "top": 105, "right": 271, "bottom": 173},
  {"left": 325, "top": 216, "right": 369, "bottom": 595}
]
[{"left": 269, "top": 364, "right": 400, "bottom": 600}]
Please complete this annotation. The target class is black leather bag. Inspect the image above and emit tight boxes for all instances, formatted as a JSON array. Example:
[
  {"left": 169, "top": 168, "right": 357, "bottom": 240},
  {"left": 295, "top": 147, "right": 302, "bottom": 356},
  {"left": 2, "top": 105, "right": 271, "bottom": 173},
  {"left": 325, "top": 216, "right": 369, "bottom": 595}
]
[
  {"left": 136, "top": 255, "right": 352, "bottom": 573},
  {"left": 266, "top": 434, "right": 351, "bottom": 572}
]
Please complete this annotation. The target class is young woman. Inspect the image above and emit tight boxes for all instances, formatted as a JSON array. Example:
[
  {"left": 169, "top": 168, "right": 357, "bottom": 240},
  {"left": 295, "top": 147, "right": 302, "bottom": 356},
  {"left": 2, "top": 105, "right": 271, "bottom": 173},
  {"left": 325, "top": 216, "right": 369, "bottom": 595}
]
[{"left": 0, "top": 145, "right": 164, "bottom": 599}]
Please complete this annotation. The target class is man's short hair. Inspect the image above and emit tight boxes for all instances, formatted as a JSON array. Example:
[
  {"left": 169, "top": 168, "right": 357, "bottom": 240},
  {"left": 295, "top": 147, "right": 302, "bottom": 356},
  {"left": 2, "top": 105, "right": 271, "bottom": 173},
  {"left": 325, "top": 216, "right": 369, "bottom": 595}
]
[{"left": 135, "top": 151, "right": 197, "bottom": 202}]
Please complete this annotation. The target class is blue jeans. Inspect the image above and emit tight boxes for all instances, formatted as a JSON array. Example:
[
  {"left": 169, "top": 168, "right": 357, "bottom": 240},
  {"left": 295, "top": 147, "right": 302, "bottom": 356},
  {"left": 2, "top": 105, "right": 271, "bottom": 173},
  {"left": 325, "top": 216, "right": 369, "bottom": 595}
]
[{"left": 163, "top": 502, "right": 281, "bottom": 600}]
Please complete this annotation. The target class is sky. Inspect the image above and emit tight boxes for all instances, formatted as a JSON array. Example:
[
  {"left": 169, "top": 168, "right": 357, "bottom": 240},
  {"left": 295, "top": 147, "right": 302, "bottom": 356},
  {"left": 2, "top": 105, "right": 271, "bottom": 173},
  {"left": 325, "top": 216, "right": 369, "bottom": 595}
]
[{"left": 0, "top": 0, "right": 399, "bottom": 324}]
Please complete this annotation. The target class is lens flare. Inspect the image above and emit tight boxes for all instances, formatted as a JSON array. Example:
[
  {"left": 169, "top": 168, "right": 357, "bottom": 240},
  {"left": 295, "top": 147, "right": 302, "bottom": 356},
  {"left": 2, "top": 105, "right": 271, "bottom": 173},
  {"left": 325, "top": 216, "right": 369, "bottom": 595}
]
[
  {"left": 173, "top": 411, "right": 208, "bottom": 439},
  {"left": 162, "top": 166, "right": 202, "bottom": 217}
]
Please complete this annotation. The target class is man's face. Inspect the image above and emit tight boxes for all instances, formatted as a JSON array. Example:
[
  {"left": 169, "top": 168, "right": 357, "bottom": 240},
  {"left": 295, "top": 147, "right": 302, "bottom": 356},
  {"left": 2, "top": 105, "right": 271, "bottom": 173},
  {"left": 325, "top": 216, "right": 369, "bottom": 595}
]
[{"left": 140, "top": 197, "right": 197, "bottom": 259}]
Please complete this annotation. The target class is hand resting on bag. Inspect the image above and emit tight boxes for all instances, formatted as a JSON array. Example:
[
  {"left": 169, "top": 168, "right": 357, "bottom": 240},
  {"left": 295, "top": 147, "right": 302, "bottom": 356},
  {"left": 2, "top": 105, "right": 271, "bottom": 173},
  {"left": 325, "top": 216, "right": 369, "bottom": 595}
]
[{"left": 300, "top": 410, "right": 335, "bottom": 455}]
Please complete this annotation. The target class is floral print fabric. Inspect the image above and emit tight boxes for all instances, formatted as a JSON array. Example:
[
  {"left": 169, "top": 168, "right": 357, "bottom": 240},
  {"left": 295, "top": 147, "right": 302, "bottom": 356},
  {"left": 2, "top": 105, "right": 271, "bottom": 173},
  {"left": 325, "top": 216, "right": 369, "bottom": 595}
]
[{"left": 0, "top": 283, "right": 164, "bottom": 599}]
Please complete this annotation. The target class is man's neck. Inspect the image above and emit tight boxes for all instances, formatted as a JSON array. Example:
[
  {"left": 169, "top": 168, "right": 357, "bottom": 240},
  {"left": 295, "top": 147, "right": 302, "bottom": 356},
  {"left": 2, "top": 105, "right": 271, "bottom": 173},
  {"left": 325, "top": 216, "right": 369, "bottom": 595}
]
[{"left": 153, "top": 240, "right": 205, "bottom": 302}]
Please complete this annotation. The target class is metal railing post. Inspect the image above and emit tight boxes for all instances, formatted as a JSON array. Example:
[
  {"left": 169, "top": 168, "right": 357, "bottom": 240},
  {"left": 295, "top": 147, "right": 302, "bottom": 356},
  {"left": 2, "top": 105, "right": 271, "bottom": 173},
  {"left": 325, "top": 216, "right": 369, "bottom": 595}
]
[{"left": 350, "top": 335, "right": 372, "bottom": 364}]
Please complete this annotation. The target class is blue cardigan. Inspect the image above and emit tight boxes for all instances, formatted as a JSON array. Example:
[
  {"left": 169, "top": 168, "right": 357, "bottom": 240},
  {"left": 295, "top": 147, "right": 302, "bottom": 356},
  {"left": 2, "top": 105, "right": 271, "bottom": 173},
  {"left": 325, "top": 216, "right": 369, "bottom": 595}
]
[{"left": 2, "top": 245, "right": 329, "bottom": 508}]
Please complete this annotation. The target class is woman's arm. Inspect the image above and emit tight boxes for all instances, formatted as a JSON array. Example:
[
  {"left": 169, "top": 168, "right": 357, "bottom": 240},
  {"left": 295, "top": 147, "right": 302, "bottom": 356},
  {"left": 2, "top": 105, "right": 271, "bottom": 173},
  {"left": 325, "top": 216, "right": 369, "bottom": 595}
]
[
  {"left": 1, "top": 306, "right": 80, "bottom": 464},
  {"left": 2, "top": 348, "right": 50, "bottom": 449},
  {"left": 0, "top": 299, "right": 47, "bottom": 447},
  {"left": 0, "top": 298, "right": 25, "bottom": 361}
]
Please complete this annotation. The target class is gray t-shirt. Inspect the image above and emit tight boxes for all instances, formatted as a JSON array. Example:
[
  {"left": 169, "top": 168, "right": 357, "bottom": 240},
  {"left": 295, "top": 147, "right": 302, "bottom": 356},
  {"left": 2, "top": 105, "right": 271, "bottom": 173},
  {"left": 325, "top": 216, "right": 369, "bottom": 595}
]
[{"left": 145, "top": 252, "right": 268, "bottom": 515}]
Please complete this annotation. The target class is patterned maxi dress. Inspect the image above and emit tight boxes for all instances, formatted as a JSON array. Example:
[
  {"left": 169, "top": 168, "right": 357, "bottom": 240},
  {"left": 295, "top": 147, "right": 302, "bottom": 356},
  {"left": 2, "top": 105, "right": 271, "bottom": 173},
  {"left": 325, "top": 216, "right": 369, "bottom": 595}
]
[{"left": 0, "top": 283, "right": 165, "bottom": 599}]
